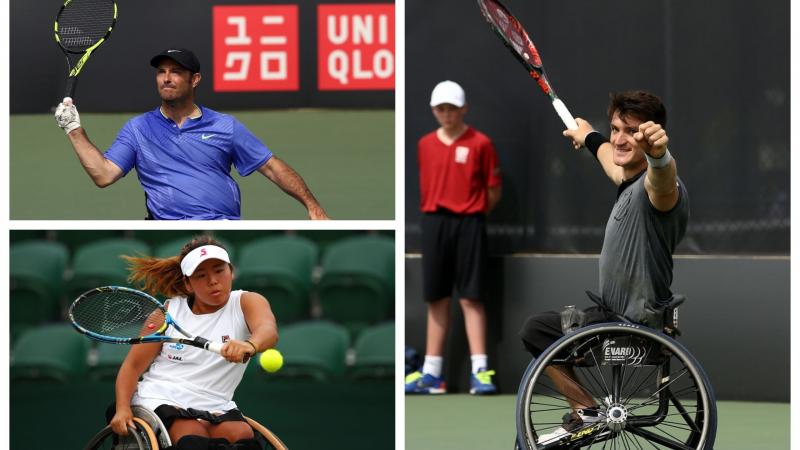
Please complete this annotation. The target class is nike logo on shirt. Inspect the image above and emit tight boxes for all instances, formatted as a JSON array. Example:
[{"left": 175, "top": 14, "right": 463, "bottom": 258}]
[{"left": 201, "top": 134, "right": 216, "bottom": 140}]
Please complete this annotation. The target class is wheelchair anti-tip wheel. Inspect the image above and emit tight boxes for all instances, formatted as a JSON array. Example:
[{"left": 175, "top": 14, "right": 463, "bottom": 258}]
[{"left": 515, "top": 322, "right": 717, "bottom": 449}]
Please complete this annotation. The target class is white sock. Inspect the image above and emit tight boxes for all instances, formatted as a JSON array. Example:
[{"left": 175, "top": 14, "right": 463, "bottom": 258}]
[
  {"left": 471, "top": 354, "right": 488, "bottom": 374},
  {"left": 422, "top": 355, "right": 443, "bottom": 377}
]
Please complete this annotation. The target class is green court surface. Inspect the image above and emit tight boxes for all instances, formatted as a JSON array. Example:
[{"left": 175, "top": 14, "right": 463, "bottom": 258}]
[
  {"left": 11, "top": 109, "right": 394, "bottom": 220},
  {"left": 406, "top": 395, "right": 789, "bottom": 449}
]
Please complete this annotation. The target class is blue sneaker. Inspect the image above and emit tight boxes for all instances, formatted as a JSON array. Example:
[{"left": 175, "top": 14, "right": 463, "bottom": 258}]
[
  {"left": 405, "top": 371, "right": 446, "bottom": 394},
  {"left": 470, "top": 369, "right": 497, "bottom": 395}
]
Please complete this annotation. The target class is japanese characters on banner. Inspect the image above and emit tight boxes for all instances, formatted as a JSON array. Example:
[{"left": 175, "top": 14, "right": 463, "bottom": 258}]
[
  {"left": 318, "top": 4, "right": 395, "bottom": 90},
  {"left": 212, "top": 3, "right": 395, "bottom": 92},
  {"left": 213, "top": 5, "right": 299, "bottom": 92}
]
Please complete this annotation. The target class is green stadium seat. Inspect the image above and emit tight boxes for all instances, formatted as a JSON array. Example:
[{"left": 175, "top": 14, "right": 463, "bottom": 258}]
[
  {"left": 10, "top": 324, "right": 91, "bottom": 383},
  {"left": 235, "top": 235, "right": 318, "bottom": 324},
  {"left": 10, "top": 230, "right": 48, "bottom": 243},
  {"left": 293, "top": 230, "right": 359, "bottom": 258},
  {"left": 270, "top": 321, "right": 350, "bottom": 380},
  {"left": 316, "top": 235, "right": 395, "bottom": 337},
  {"left": 154, "top": 236, "right": 237, "bottom": 263},
  {"left": 211, "top": 230, "right": 281, "bottom": 254},
  {"left": 64, "top": 238, "right": 151, "bottom": 305},
  {"left": 89, "top": 343, "right": 131, "bottom": 381},
  {"left": 349, "top": 322, "right": 395, "bottom": 379},
  {"left": 53, "top": 230, "right": 124, "bottom": 252},
  {"left": 130, "top": 230, "right": 206, "bottom": 248},
  {"left": 11, "top": 240, "right": 69, "bottom": 326}
]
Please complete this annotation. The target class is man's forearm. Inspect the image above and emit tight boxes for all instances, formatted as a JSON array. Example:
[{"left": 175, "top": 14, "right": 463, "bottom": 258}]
[
  {"left": 645, "top": 158, "right": 678, "bottom": 195},
  {"left": 260, "top": 157, "right": 327, "bottom": 218},
  {"left": 67, "top": 128, "right": 119, "bottom": 187}
]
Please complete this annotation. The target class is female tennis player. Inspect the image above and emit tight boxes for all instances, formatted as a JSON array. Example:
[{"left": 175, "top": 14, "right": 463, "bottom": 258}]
[{"left": 108, "top": 236, "right": 277, "bottom": 450}]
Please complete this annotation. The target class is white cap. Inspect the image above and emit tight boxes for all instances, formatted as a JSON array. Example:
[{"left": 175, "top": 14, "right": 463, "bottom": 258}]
[
  {"left": 180, "top": 245, "right": 231, "bottom": 276},
  {"left": 430, "top": 80, "right": 466, "bottom": 107}
]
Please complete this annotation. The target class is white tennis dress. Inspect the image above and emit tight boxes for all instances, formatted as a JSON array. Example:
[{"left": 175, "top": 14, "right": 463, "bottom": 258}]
[{"left": 131, "top": 290, "right": 250, "bottom": 413}]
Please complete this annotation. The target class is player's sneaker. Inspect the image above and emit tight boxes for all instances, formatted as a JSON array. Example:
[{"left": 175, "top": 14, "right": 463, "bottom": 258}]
[
  {"left": 536, "top": 407, "right": 604, "bottom": 445},
  {"left": 404, "top": 371, "right": 446, "bottom": 394},
  {"left": 469, "top": 369, "right": 497, "bottom": 395}
]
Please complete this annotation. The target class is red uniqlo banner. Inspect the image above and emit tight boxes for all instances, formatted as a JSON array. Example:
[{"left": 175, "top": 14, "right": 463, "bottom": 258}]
[
  {"left": 317, "top": 4, "right": 395, "bottom": 91},
  {"left": 213, "top": 5, "right": 299, "bottom": 92}
]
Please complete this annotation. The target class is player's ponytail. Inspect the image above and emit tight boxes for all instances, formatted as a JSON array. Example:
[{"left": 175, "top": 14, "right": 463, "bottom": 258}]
[
  {"left": 123, "top": 235, "right": 232, "bottom": 298},
  {"left": 123, "top": 254, "right": 186, "bottom": 298}
]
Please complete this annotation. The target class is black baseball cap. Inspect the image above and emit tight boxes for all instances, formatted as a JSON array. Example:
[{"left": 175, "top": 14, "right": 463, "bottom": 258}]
[{"left": 150, "top": 48, "right": 201, "bottom": 73}]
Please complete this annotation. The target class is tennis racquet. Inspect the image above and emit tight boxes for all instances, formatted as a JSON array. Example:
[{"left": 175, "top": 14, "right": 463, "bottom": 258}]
[
  {"left": 54, "top": 0, "right": 118, "bottom": 101},
  {"left": 69, "top": 286, "right": 226, "bottom": 356},
  {"left": 477, "top": 0, "right": 578, "bottom": 130}
]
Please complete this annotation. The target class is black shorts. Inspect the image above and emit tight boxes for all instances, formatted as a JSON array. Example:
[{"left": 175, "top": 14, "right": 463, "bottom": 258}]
[
  {"left": 519, "top": 306, "right": 612, "bottom": 357},
  {"left": 421, "top": 211, "right": 486, "bottom": 302},
  {"left": 104, "top": 402, "right": 247, "bottom": 430}
]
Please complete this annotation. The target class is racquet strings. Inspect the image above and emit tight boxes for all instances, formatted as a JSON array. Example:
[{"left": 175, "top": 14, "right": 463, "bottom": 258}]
[
  {"left": 479, "top": 0, "right": 540, "bottom": 67},
  {"left": 56, "top": 0, "right": 115, "bottom": 51},
  {"left": 72, "top": 289, "right": 166, "bottom": 339}
]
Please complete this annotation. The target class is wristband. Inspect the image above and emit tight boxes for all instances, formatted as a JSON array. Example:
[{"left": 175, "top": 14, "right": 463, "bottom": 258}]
[
  {"left": 645, "top": 148, "right": 673, "bottom": 168},
  {"left": 584, "top": 131, "right": 607, "bottom": 159},
  {"left": 244, "top": 340, "right": 258, "bottom": 353}
]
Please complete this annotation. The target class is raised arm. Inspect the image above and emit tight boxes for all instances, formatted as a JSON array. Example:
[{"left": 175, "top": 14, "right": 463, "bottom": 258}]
[
  {"left": 55, "top": 99, "right": 124, "bottom": 187},
  {"left": 257, "top": 156, "right": 329, "bottom": 220},
  {"left": 563, "top": 118, "right": 624, "bottom": 185},
  {"left": 635, "top": 121, "right": 679, "bottom": 212}
]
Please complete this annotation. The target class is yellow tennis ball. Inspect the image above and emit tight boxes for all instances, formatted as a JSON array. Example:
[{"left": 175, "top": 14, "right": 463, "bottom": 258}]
[{"left": 259, "top": 349, "right": 283, "bottom": 373}]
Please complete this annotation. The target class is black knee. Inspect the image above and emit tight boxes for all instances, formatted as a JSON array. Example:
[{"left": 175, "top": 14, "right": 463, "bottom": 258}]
[
  {"left": 519, "top": 314, "right": 559, "bottom": 357},
  {"left": 174, "top": 435, "right": 231, "bottom": 450}
]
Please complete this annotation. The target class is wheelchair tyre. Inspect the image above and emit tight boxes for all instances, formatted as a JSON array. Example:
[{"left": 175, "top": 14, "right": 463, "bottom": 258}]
[
  {"left": 84, "top": 424, "right": 152, "bottom": 450},
  {"left": 245, "top": 416, "right": 290, "bottom": 450},
  {"left": 516, "top": 322, "right": 717, "bottom": 449}
]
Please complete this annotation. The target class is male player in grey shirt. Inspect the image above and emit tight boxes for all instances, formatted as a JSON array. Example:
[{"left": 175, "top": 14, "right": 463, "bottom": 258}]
[{"left": 519, "top": 91, "right": 688, "bottom": 443}]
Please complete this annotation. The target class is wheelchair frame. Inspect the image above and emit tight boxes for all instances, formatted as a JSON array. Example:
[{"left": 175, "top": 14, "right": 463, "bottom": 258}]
[
  {"left": 515, "top": 322, "right": 717, "bottom": 450},
  {"left": 83, "top": 407, "right": 289, "bottom": 450}
]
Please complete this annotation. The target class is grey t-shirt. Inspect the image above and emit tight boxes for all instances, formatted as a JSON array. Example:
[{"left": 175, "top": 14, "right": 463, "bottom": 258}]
[{"left": 598, "top": 171, "right": 689, "bottom": 323}]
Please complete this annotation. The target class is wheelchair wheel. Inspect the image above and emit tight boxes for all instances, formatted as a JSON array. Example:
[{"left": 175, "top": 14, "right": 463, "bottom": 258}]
[
  {"left": 84, "top": 424, "right": 152, "bottom": 450},
  {"left": 516, "top": 323, "right": 717, "bottom": 449},
  {"left": 245, "top": 416, "right": 289, "bottom": 450}
]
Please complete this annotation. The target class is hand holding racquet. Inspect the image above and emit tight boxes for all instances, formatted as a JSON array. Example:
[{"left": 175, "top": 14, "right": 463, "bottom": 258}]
[
  {"left": 477, "top": 0, "right": 578, "bottom": 130},
  {"left": 54, "top": 0, "right": 118, "bottom": 102},
  {"left": 69, "top": 286, "right": 252, "bottom": 362}
]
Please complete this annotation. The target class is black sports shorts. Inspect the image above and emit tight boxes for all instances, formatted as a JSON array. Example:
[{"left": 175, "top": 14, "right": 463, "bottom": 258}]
[
  {"left": 421, "top": 210, "right": 486, "bottom": 302},
  {"left": 104, "top": 402, "right": 247, "bottom": 430},
  {"left": 519, "top": 306, "right": 612, "bottom": 357}
]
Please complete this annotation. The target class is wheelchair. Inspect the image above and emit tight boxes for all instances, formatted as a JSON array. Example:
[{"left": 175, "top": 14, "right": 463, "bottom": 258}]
[
  {"left": 83, "top": 405, "right": 289, "bottom": 450},
  {"left": 515, "top": 295, "right": 717, "bottom": 449}
]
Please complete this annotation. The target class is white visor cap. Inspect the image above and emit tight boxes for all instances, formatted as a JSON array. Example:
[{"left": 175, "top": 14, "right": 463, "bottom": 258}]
[
  {"left": 180, "top": 245, "right": 231, "bottom": 276},
  {"left": 430, "top": 80, "right": 466, "bottom": 108}
]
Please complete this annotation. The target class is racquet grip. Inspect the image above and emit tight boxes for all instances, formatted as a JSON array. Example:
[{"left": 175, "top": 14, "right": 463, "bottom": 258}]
[
  {"left": 206, "top": 341, "right": 224, "bottom": 354},
  {"left": 552, "top": 98, "right": 578, "bottom": 130},
  {"left": 65, "top": 76, "right": 78, "bottom": 100}
]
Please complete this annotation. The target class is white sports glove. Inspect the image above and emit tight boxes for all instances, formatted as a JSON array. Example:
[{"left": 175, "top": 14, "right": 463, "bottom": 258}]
[{"left": 55, "top": 97, "right": 81, "bottom": 134}]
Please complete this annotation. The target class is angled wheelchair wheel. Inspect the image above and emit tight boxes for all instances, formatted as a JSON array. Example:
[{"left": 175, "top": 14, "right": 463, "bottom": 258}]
[
  {"left": 516, "top": 323, "right": 717, "bottom": 449},
  {"left": 245, "top": 416, "right": 290, "bottom": 450},
  {"left": 84, "top": 424, "right": 152, "bottom": 450}
]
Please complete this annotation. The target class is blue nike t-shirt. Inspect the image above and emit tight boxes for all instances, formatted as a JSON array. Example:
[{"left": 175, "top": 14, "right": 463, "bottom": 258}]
[{"left": 104, "top": 106, "right": 272, "bottom": 220}]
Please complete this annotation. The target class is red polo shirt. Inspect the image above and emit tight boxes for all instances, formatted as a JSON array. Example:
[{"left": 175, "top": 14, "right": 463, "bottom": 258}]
[{"left": 418, "top": 127, "right": 502, "bottom": 214}]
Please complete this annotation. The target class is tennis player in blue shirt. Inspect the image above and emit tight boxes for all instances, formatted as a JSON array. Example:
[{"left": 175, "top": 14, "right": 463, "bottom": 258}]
[{"left": 54, "top": 48, "right": 328, "bottom": 220}]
